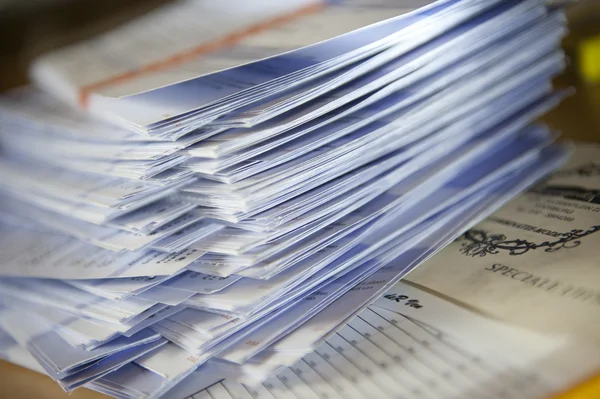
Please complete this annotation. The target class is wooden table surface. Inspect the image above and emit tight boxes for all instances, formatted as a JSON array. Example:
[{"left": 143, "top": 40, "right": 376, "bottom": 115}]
[{"left": 0, "top": 1, "right": 599, "bottom": 398}]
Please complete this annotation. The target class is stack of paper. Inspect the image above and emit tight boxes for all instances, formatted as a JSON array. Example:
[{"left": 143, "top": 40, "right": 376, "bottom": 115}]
[{"left": 0, "top": 0, "right": 573, "bottom": 398}]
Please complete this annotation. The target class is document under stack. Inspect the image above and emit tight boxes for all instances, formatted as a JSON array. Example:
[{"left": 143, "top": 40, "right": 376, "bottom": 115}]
[{"left": 0, "top": 0, "right": 573, "bottom": 398}]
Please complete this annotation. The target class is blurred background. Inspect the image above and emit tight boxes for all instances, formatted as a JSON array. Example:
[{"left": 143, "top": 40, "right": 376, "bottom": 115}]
[{"left": 1, "top": 0, "right": 599, "bottom": 142}]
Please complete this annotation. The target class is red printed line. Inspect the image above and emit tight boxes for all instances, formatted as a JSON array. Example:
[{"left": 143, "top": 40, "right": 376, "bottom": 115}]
[{"left": 79, "top": 2, "right": 325, "bottom": 108}]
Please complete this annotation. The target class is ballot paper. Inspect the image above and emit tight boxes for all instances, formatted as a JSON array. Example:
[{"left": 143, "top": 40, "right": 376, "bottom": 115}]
[
  {"left": 0, "top": 136, "right": 560, "bottom": 399},
  {"left": 0, "top": 306, "right": 166, "bottom": 391},
  {"left": 180, "top": 281, "right": 600, "bottom": 399},
  {"left": 69, "top": 143, "right": 568, "bottom": 399},
  {"left": 408, "top": 142, "right": 600, "bottom": 347},
  {"left": 180, "top": 130, "right": 559, "bottom": 316},
  {"left": 7, "top": 280, "right": 597, "bottom": 399},
  {"left": 0, "top": 0, "right": 574, "bottom": 398},
  {"left": 31, "top": 0, "right": 506, "bottom": 130},
  {"left": 218, "top": 144, "right": 568, "bottom": 365}
]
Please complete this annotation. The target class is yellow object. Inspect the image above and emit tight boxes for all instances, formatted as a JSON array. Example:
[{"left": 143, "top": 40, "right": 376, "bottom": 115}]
[
  {"left": 553, "top": 373, "right": 600, "bottom": 399},
  {"left": 579, "top": 35, "right": 600, "bottom": 83}
]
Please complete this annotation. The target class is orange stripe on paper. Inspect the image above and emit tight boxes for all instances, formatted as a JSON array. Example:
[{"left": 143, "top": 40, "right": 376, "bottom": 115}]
[{"left": 78, "top": 2, "right": 325, "bottom": 108}]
